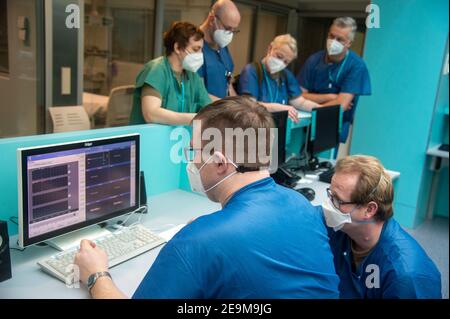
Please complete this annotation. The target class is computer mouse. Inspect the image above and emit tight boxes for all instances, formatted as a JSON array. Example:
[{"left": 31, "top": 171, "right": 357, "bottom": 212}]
[{"left": 296, "top": 187, "right": 315, "bottom": 201}]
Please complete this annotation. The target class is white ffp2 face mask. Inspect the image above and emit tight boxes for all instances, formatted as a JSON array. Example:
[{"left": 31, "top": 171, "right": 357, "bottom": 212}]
[
  {"left": 322, "top": 197, "right": 376, "bottom": 231},
  {"left": 182, "top": 51, "right": 204, "bottom": 72},
  {"left": 327, "top": 39, "right": 345, "bottom": 56},
  {"left": 186, "top": 153, "right": 238, "bottom": 195},
  {"left": 213, "top": 29, "right": 233, "bottom": 48},
  {"left": 267, "top": 56, "right": 287, "bottom": 74},
  {"left": 322, "top": 197, "right": 353, "bottom": 231}
]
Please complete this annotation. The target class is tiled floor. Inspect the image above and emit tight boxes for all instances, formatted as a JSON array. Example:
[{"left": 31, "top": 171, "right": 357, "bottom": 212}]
[{"left": 406, "top": 216, "right": 449, "bottom": 299}]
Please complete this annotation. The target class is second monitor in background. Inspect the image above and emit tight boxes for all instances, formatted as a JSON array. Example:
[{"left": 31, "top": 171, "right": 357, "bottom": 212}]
[
  {"left": 303, "top": 105, "right": 342, "bottom": 171},
  {"left": 270, "top": 111, "right": 300, "bottom": 187}
]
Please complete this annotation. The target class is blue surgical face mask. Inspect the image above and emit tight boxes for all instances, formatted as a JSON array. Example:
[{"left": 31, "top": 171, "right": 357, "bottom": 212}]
[{"left": 186, "top": 153, "right": 238, "bottom": 195}]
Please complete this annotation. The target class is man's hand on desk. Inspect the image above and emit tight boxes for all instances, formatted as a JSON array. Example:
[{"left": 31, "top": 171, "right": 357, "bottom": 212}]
[
  {"left": 74, "top": 239, "right": 126, "bottom": 299},
  {"left": 74, "top": 239, "right": 108, "bottom": 284}
]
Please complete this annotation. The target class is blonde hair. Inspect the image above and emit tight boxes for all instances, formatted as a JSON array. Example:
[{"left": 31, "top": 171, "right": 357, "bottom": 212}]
[
  {"left": 271, "top": 34, "right": 298, "bottom": 58},
  {"left": 335, "top": 155, "right": 394, "bottom": 221}
]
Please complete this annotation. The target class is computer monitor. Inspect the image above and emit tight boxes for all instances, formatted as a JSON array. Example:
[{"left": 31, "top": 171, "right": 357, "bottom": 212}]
[
  {"left": 17, "top": 134, "right": 140, "bottom": 249},
  {"left": 307, "top": 105, "right": 341, "bottom": 155},
  {"left": 270, "top": 110, "right": 288, "bottom": 165},
  {"left": 269, "top": 111, "right": 299, "bottom": 187}
]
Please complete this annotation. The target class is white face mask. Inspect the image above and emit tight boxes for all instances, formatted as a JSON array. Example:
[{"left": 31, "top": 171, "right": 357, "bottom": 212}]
[
  {"left": 186, "top": 153, "right": 238, "bottom": 195},
  {"left": 322, "top": 197, "right": 376, "bottom": 231},
  {"left": 267, "top": 56, "right": 286, "bottom": 74},
  {"left": 213, "top": 29, "right": 233, "bottom": 48},
  {"left": 182, "top": 51, "right": 204, "bottom": 72},
  {"left": 327, "top": 39, "right": 345, "bottom": 56},
  {"left": 322, "top": 197, "right": 354, "bottom": 231}
]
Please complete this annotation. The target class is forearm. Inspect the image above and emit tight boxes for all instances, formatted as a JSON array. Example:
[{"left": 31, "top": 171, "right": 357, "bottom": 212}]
[
  {"left": 208, "top": 94, "right": 220, "bottom": 102},
  {"left": 301, "top": 92, "right": 337, "bottom": 104},
  {"left": 259, "top": 102, "right": 277, "bottom": 112},
  {"left": 227, "top": 83, "right": 237, "bottom": 97},
  {"left": 320, "top": 98, "right": 351, "bottom": 111},
  {"left": 290, "top": 96, "right": 320, "bottom": 112},
  {"left": 144, "top": 108, "right": 196, "bottom": 126},
  {"left": 90, "top": 277, "right": 127, "bottom": 299}
]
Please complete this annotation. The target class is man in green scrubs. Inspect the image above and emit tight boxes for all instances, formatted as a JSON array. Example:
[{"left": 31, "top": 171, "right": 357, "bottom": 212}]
[{"left": 129, "top": 21, "right": 212, "bottom": 126}]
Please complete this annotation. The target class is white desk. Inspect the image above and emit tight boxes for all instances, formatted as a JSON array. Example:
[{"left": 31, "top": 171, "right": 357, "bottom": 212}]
[
  {"left": 0, "top": 190, "right": 221, "bottom": 299},
  {"left": 427, "top": 144, "right": 449, "bottom": 159}
]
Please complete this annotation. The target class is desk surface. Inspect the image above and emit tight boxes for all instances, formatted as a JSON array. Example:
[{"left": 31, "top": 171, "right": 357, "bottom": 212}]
[
  {"left": 427, "top": 144, "right": 449, "bottom": 159},
  {"left": 0, "top": 190, "right": 221, "bottom": 299}
]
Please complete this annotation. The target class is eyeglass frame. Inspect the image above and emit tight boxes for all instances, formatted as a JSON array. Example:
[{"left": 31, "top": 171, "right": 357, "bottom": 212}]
[
  {"left": 326, "top": 188, "right": 361, "bottom": 211},
  {"left": 214, "top": 14, "right": 240, "bottom": 34}
]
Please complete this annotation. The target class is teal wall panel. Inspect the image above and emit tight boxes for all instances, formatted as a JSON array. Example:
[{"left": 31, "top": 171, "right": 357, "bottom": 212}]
[
  {"left": 0, "top": 124, "right": 182, "bottom": 235},
  {"left": 350, "top": 0, "right": 449, "bottom": 227}
]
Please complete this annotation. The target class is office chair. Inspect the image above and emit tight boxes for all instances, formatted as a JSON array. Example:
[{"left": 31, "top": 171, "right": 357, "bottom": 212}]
[{"left": 106, "top": 85, "right": 135, "bottom": 127}]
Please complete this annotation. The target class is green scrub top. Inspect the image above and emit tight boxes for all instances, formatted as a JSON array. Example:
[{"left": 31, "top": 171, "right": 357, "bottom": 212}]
[{"left": 129, "top": 56, "right": 212, "bottom": 125}]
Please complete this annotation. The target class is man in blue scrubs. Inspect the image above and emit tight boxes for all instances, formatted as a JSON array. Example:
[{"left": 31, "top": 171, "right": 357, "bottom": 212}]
[
  {"left": 238, "top": 34, "right": 319, "bottom": 123},
  {"left": 198, "top": 0, "right": 240, "bottom": 100},
  {"left": 297, "top": 17, "right": 371, "bottom": 143},
  {"left": 74, "top": 96, "right": 340, "bottom": 299},
  {"left": 322, "top": 155, "right": 441, "bottom": 298}
]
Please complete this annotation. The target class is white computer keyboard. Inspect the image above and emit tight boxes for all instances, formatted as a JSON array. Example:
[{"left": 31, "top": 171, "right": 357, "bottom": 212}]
[{"left": 37, "top": 224, "right": 166, "bottom": 284}]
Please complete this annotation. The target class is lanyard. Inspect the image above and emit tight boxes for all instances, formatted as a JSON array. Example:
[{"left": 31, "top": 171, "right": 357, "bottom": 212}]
[
  {"left": 166, "top": 57, "right": 186, "bottom": 112},
  {"left": 328, "top": 51, "right": 349, "bottom": 89},
  {"left": 262, "top": 64, "right": 281, "bottom": 104},
  {"left": 178, "top": 81, "right": 185, "bottom": 112}
]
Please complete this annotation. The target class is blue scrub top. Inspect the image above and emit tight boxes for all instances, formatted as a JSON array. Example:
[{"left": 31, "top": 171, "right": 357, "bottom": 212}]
[
  {"left": 297, "top": 50, "right": 371, "bottom": 142},
  {"left": 133, "top": 178, "right": 340, "bottom": 299},
  {"left": 197, "top": 42, "right": 234, "bottom": 99},
  {"left": 237, "top": 62, "right": 302, "bottom": 105},
  {"left": 328, "top": 217, "right": 442, "bottom": 299}
]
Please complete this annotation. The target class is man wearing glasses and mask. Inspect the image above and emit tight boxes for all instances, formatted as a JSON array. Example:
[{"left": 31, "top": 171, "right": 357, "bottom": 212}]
[
  {"left": 296, "top": 17, "right": 371, "bottom": 144},
  {"left": 323, "top": 155, "right": 441, "bottom": 298},
  {"left": 198, "top": 0, "right": 241, "bottom": 100}
]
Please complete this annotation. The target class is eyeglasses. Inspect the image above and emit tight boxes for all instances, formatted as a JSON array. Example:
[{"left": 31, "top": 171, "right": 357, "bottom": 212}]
[
  {"left": 326, "top": 188, "right": 359, "bottom": 210},
  {"left": 215, "top": 15, "right": 240, "bottom": 34},
  {"left": 184, "top": 146, "right": 203, "bottom": 162}
]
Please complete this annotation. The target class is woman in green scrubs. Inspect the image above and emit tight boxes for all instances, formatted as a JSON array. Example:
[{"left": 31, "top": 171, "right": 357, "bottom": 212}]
[{"left": 129, "top": 21, "right": 211, "bottom": 126}]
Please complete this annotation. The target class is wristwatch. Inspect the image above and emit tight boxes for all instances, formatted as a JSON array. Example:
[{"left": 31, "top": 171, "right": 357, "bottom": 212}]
[{"left": 87, "top": 271, "right": 112, "bottom": 292}]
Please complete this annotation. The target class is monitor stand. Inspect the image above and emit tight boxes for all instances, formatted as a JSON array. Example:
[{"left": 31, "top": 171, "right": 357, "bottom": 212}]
[{"left": 46, "top": 225, "right": 112, "bottom": 251}]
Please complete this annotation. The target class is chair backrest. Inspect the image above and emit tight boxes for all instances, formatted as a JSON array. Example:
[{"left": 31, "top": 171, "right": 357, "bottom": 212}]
[
  {"left": 48, "top": 106, "right": 91, "bottom": 133},
  {"left": 106, "top": 85, "right": 135, "bottom": 127}
]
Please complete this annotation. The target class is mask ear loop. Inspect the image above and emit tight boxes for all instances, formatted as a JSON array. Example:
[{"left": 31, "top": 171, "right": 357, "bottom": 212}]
[{"left": 203, "top": 152, "right": 239, "bottom": 193}]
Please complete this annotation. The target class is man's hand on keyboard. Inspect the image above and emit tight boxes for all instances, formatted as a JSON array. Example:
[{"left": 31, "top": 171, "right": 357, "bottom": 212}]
[{"left": 74, "top": 239, "right": 109, "bottom": 285}]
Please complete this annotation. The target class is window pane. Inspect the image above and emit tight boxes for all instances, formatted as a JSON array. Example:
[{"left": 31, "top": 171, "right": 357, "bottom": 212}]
[
  {"left": 83, "top": 0, "right": 155, "bottom": 129},
  {"left": 164, "top": 0, "right": 210, "bottom": 32},
  {"left": 0, "top": 0, "right": 9, "bottom": 74}
]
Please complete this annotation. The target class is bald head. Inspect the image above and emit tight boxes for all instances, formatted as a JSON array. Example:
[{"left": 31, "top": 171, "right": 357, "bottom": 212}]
[{"left": 212, "top": 0, "right": 241, "bottom": 29}]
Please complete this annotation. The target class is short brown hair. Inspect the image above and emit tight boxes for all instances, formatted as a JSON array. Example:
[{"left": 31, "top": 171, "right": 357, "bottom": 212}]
[
  {"left": 335, "top": 155, "right": 394, "bottom": 221},
  {"left": 163, "top": 21, "right": 204, "bottom": 56},
  {"left": 193, "top": 96, "right": 275, "bottom": 171}
]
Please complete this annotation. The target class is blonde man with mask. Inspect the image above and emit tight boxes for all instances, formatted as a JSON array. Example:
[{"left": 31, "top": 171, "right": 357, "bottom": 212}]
[
  {"left": 323, "top": 155, "right": 441, "bottom": 298},
  {"left": 237, "top": 34, "right": 319, "bottom": 123}
]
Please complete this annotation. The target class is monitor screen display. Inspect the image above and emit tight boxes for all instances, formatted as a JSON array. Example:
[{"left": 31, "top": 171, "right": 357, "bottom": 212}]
[{"left": 18, "top": 134, "right": 140, "bottom": 247}]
